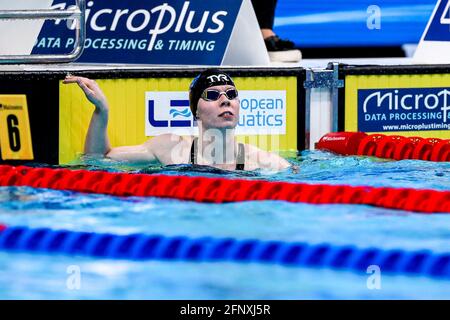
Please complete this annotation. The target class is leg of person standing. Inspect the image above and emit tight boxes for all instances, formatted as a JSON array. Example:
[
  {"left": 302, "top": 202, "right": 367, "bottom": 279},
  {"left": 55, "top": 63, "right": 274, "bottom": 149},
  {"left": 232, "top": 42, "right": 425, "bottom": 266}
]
[
  {"left": 251, "top": 0, "right": 277, "bottom": 39},
  {"left": 251, "top": 0, "right": 302, "bottom": 62}
]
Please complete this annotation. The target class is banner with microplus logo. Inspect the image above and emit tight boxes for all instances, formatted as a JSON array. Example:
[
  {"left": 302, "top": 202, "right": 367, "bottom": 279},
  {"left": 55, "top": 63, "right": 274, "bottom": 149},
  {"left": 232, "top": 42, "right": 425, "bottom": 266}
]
[
  {"left": 145, "top": 91, "right": 286, "bottom": 136},
  {"left": 358, "top": 88, "right": 450, "bottom": 132},
  {"left": 32, "top": 0, "right": 242, "bottom": 65}
]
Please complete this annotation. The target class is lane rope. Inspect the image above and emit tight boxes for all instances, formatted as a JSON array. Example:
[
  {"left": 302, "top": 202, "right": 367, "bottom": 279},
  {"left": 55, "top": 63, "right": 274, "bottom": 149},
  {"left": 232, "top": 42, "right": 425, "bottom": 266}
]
[
  {"left": 0, "top": 225, "right": 448, "bottom": 280},
  {"left": 0, "top": 165, "right": 449, "bottom": 213},
  {"left": 316, "top": 132, "right": 450, "bottom": 162}
]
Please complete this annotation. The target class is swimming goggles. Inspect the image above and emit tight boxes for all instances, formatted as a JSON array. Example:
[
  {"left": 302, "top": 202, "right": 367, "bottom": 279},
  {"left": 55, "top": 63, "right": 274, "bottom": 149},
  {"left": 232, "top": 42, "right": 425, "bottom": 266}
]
[{"left": 201, "top": 88, "right": 238, "bottom": 101}]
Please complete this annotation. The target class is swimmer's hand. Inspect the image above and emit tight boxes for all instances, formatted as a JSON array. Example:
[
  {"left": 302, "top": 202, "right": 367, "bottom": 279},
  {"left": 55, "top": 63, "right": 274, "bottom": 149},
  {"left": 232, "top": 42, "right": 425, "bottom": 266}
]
[{"left": 63, "top": 75, "right": 109, "bottom": 112}]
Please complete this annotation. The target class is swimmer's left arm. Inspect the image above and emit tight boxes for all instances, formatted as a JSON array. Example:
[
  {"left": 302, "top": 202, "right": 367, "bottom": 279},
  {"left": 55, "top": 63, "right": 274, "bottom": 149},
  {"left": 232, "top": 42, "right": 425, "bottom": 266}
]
[
  {"left": 246, "top": 145, "right": 291, "bottom": 172},
  {"left": 262, "top": 151, "right": 291, "bottom": 171}
]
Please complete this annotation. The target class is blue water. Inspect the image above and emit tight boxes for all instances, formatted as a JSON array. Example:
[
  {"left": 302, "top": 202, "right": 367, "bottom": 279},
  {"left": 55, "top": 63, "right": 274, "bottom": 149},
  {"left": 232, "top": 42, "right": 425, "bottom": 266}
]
[{"left": 0, "top": 150, "right": 449, "bottom": 299}]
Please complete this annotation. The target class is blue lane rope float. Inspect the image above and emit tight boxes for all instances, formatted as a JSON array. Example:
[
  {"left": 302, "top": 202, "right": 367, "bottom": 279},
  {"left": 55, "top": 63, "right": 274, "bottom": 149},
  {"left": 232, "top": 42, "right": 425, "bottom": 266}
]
[{"left": 0, "top": 225, "right": 449, "bottom": 280}]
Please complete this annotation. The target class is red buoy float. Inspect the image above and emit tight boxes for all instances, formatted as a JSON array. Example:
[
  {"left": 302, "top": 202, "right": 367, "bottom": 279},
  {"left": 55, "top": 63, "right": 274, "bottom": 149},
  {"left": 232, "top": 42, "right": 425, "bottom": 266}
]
[{"left": 317, "top": 132, "right": 450, "bottom": 162}]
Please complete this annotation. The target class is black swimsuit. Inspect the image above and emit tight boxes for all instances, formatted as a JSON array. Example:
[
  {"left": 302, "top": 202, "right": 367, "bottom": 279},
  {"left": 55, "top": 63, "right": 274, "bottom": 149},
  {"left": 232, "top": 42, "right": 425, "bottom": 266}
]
[{"left": 190, "top": 137, "right": 245, "bottom": 170}]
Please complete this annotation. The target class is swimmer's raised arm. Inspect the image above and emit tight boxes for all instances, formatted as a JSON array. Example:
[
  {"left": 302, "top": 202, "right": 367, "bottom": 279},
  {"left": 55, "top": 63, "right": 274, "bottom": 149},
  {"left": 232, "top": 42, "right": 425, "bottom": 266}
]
[
  {"left": 63, "top": 76, "right": 112, "bottom": 156},
  {"left": 63, "top": 76, "right": 177, "bottom": 164}
]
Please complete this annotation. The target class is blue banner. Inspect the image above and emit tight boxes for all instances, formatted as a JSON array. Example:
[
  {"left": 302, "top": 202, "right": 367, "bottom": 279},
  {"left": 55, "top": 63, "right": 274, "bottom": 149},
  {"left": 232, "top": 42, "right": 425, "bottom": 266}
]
[
  {"left": 32, "top": 0, "right": 242, "bottom": 65},
  {"left": 424, "top": 0, "right": 450, "bottom": 41},
  {"left": 274, "top": 0, "right": 435, "bottom": 47},
  {"left": 358, "top": 88, "right": 450, "bottom": 132}
]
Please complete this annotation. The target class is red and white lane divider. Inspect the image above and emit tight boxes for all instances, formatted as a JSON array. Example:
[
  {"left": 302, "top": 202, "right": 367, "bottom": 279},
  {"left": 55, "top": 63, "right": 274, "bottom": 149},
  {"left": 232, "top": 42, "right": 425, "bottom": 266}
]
[
  {"left": 0, "top": 165, "right": 449, "bottom": 213},
  {"left": 316, "top": 132, "right": 450, "bottom": 162}
]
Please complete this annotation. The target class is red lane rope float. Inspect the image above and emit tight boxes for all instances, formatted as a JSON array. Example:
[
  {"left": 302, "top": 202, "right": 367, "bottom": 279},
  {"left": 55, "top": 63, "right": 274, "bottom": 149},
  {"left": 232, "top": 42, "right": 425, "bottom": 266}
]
[
  {"left": 0, "top": 224, "right": 6, "bottom": 233},
  {"left": 0, "top": 165, "right": 449, "bottom": 214},
  {"left": 316, "top": 132, "right": 450, "bottom": 162}
]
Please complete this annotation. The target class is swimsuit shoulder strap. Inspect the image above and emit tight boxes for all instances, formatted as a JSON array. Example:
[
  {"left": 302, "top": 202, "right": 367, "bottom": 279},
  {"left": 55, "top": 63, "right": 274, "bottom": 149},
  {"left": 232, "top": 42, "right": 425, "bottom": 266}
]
[
  {"left": 190, "top": 137, "right": 198, "bottom": 164},
  {"left": 236, "top": 143, "right": 245, "bottom": 170}
]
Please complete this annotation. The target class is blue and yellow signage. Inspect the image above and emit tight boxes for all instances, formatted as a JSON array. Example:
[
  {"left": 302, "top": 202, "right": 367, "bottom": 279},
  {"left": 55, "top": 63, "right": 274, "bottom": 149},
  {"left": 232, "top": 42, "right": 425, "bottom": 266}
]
[{"left": 345, "top": 74, "right": 450, "bottom": 139}]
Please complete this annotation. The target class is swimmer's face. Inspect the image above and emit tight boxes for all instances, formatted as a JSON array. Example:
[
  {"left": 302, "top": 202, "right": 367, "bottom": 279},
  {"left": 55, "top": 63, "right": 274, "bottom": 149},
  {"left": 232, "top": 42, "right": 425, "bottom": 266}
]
[{"left": 196, "top": 85, "right": 240, "bottom": 130}]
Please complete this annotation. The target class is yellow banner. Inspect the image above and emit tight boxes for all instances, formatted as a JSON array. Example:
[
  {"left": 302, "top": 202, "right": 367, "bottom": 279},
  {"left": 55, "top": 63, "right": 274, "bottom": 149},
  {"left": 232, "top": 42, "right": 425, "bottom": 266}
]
[
  {"left": 345, "top": 74, "right": 450, "bottom": 139},
  {"left": 0, "top": 95, "right": 34, "bottom": 160},
  {"left": 59, "top": 76, "right": 297, "bottom": 164}
]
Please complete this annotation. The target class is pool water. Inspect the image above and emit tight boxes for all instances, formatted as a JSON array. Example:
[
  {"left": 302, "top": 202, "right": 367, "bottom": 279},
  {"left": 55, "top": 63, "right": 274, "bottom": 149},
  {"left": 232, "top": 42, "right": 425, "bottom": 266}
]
[{"left": 0, "top": 150, "right": 449, "bottom": 299}]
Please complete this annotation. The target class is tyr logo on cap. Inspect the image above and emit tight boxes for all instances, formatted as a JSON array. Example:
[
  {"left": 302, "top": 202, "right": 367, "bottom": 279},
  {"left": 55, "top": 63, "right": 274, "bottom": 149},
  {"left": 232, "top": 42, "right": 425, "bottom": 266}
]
[{"left": 207, "top": 74, "right": 230, "bottom": 83}]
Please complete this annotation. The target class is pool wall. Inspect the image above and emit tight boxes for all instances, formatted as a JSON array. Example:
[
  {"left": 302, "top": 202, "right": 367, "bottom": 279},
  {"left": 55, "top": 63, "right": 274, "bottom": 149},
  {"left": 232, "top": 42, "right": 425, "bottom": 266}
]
[{"left": 1, "top": 64, "right": 450, "bottom": 165}]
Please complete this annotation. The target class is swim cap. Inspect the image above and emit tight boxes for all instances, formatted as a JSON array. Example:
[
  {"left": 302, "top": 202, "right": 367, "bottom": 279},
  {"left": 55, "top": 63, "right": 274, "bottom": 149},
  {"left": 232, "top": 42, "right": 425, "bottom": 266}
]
[{"left": 189, "top": 69, "right": 235, "bottom": 118}]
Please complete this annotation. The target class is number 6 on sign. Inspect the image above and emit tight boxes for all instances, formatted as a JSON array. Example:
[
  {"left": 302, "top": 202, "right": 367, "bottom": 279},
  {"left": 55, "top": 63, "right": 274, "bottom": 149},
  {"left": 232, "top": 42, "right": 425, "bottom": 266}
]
[{"left": 0, "top": 95, "right": 34, "bottom": 160}]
